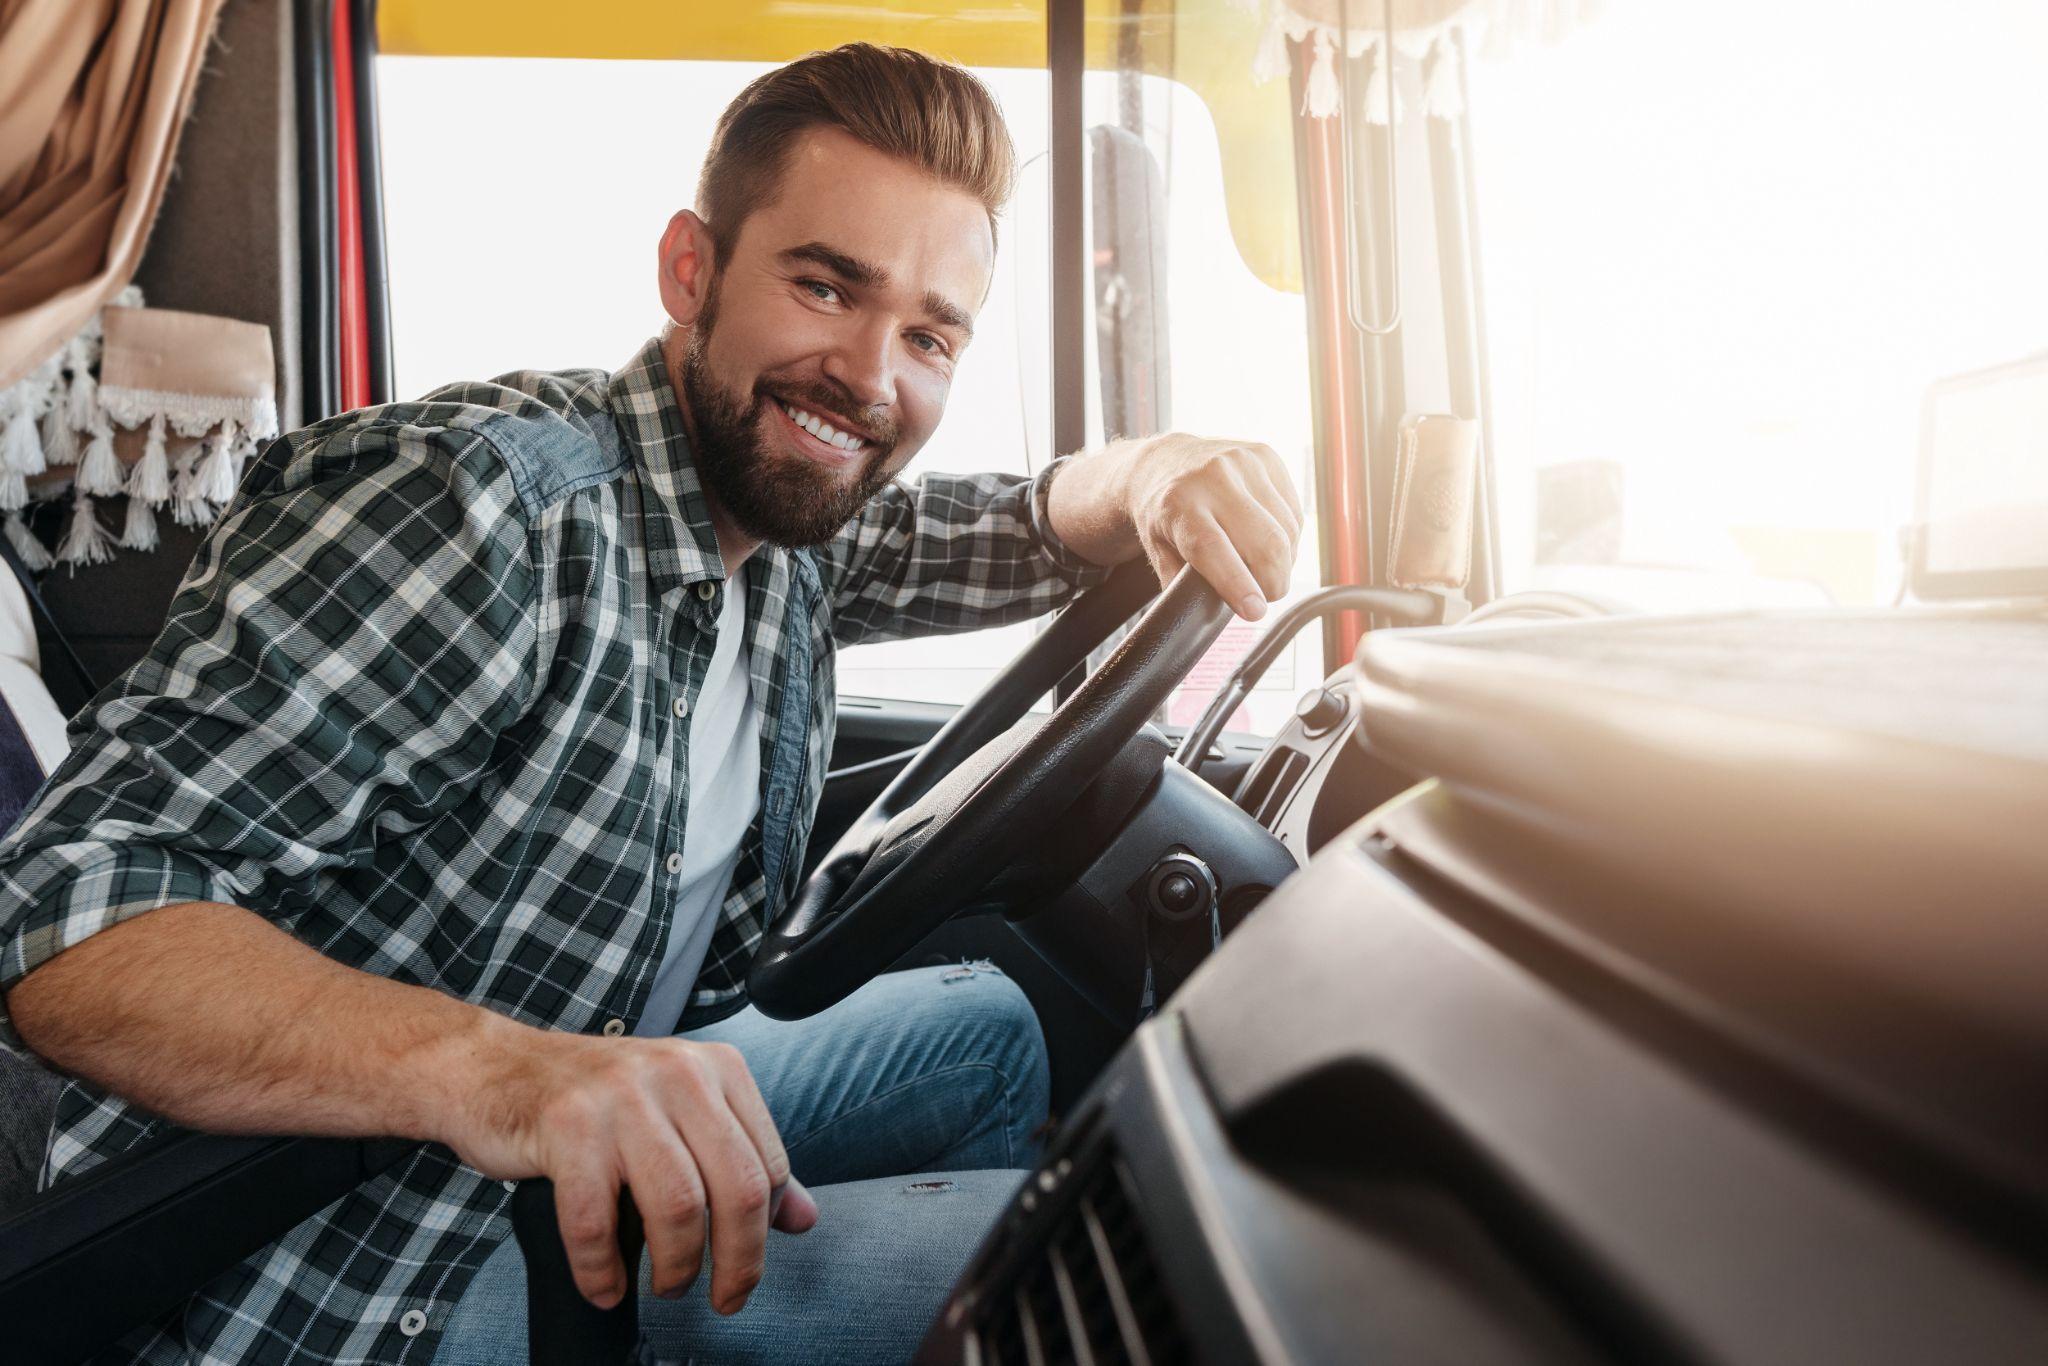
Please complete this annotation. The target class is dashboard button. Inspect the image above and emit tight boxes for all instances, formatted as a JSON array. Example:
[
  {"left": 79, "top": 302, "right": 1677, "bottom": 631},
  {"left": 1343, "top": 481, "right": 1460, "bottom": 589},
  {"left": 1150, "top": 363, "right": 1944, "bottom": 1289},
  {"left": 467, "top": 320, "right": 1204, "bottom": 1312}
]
[{"left": 1295, "top": 686, "right": 1349, "bottom": 737}]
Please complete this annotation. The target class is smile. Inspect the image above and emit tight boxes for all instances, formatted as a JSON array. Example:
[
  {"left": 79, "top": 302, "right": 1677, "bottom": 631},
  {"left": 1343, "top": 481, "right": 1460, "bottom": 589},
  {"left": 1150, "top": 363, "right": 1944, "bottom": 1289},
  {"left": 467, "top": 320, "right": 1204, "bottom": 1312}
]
[{"left": 775, "top": 399, "right": 870, "bottom": 461}]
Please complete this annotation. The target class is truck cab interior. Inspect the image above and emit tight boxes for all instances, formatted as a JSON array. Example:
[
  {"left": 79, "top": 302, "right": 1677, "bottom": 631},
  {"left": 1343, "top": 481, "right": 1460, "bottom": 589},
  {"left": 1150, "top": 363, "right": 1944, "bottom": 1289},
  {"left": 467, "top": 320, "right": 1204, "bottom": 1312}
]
[{"left": 2, "top": 1, "right": 2045, "bottom": 1362}]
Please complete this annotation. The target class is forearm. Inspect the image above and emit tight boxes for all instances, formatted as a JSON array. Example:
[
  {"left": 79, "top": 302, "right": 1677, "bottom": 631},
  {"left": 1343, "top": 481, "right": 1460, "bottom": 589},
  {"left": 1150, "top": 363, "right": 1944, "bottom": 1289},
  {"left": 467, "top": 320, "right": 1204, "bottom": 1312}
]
[{"left": 6, "top": 900, "right": 519, "bottom": 1146}]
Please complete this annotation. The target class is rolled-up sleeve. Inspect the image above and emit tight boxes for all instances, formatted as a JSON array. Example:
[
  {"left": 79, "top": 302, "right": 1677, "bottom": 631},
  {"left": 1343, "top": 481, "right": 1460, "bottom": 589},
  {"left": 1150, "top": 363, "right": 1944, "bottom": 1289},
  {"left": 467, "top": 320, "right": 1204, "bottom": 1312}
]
[
  {"left": 818, "top": 458, "right": 1114, "bottom": 647},
  {"left": 0, "top": 419, "right": 538, "bottom": 1057}
]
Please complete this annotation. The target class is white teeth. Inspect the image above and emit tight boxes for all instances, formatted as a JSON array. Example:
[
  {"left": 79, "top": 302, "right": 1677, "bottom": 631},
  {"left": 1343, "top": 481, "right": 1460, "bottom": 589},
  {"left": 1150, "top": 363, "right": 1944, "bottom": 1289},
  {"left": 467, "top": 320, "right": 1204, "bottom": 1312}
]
[{"left": 782, "top": 402, "right": 865, "bottom": 452}]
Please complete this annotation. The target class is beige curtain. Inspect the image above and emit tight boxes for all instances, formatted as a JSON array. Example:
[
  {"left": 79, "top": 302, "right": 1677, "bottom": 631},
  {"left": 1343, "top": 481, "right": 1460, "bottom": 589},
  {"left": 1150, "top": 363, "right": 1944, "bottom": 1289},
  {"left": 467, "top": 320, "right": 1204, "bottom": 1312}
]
[{"left": 0, "top": 0, "right": 228, "bottom": 391}]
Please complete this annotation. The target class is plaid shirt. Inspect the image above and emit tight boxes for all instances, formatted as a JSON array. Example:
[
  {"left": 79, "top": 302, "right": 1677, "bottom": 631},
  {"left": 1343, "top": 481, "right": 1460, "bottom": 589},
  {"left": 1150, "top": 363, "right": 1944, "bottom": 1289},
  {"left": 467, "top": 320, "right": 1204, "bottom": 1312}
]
[{"left": 0, "top": 336, "right": 1107, "bottom": 1363}]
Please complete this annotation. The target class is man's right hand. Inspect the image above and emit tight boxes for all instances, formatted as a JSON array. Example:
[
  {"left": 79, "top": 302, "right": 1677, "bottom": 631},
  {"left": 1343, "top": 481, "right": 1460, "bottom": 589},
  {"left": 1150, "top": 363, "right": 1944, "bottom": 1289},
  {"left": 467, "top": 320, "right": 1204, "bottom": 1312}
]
[
  {"left": 7, "top": 901, "right": 819, "bottom": 1317},
  {"left": 449, "top": 1027, "right": 819, "bottom": 1314}
]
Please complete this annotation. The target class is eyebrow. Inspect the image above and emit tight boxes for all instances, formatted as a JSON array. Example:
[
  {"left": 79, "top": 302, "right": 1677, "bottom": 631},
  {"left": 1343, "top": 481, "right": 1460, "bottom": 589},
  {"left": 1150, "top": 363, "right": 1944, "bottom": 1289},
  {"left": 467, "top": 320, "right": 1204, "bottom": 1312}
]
[{"left": 780, "top": 241, "right": 974, "bottom": 341}]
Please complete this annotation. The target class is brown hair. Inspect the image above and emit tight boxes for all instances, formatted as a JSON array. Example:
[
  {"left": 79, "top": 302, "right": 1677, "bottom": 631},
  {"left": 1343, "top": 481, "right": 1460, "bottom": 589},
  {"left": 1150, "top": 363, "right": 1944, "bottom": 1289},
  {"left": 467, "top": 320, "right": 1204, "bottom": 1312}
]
[{"left": 696, "top": 43, "right": 1014, "bottom": 259}]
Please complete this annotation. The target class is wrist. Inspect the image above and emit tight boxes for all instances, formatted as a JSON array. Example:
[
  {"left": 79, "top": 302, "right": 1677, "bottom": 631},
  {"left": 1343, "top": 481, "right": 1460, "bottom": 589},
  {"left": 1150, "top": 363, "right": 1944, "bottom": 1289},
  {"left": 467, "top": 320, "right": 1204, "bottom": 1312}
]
[
  {"left": 1046, "top": 441, "right": 1143, "bottom": 566},
  {"left": 411, "top": 1001, "right": 546, "bottom": 1153}
]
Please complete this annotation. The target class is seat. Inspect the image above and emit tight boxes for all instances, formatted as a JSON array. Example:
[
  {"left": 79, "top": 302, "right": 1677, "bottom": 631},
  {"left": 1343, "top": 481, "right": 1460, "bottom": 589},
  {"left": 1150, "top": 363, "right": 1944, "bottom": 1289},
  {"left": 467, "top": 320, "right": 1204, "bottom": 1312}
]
[{"left": 0, "top": 555, "right": 72, "bottom": 1215}]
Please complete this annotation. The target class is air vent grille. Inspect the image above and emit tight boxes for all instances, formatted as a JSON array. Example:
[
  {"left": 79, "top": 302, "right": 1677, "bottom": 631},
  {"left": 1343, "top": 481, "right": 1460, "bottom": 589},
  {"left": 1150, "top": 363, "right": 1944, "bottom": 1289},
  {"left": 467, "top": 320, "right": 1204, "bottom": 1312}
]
[{"left": 976, "top": 1149, "right": 1192, "bottom": 1366}]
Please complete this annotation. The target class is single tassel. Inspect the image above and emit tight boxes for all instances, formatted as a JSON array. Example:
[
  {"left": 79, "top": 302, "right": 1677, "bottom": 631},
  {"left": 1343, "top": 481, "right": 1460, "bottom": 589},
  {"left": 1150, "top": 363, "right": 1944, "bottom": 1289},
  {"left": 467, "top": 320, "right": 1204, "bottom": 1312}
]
[
  {"left": 40, "top": 403, "right": 78, "bottom": 467},
  {"left": 0, "top": 469, "right": 26, "bottom": 512},
  {"left": 172, "top": 495, "right": 217, "bottom": 528},
  {"left": 57, "top": 492, "right": 115, "bottom": 570},
  {"left": 127, "top": 414, "right": 172, "bottom": 503},
  {"left": 1252, "top": 12, "right": 1292, "bottom": 85},
  {"left": 76, "top": 418, "right": 126, "bottom": 496},
  {"left": 120, "top": 494, "right": 159, "bottom": 552},
  {"left": 1303, "top": 27, "right": 1341, "bottom": 118},
  {"left": 5, "top": 511, "right": 53, "bottom": 573},
  {"left": 63, "top": 341, "right": 98, "bottom": 438},
  {"left": 1362, "top": 43, "right": 1401, "bottom": 126},
  {"left": 170, "top": 431, "right": 204, "bottom": 503},
  {"left": 2, "top": 403, "right": 45, "bottom": 477},
  {"left": 1423, "top": 35, "right": 1464, "bottom": 120},
  {"left": 195, "top": 419, "right": 241, "bottom": 505}
]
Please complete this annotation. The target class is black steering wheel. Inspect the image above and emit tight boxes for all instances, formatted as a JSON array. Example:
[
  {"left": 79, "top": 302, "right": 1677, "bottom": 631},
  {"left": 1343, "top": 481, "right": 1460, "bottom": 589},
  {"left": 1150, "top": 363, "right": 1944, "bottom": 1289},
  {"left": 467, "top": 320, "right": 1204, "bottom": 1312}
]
[{"left": 747, "top": 564, "right": 1233, "bottom": 1020}]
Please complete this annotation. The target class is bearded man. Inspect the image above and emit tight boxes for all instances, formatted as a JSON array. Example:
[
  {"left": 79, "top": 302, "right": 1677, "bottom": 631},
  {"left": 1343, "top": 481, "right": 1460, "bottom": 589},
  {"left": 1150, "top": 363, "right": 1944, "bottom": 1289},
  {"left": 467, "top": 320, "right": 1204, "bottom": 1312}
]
[{"left": 0, "top": 43, "right": 1300, "bottom": 1365}]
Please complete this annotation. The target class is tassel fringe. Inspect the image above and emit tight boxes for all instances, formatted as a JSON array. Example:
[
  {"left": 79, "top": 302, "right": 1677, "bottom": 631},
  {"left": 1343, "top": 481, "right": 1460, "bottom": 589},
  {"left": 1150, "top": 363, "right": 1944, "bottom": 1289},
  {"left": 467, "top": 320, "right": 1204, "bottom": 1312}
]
[
  {"left": 57, "top": 493, "right": 115, "bottom": 570},
  {"left": 120, "top": 495, "right": 160, "bottom": 552},
  {"left": 195, "top": 419, "right": 241, "bottom": 505},
  {"left": 77, "top": 420, "right": 126, "bottom": 496},
  {"left": 2, "top": 398, "right": 45, "bottom": 477},
  {"left": 128, "top": 414, "right": 172, "bottom": 503}
]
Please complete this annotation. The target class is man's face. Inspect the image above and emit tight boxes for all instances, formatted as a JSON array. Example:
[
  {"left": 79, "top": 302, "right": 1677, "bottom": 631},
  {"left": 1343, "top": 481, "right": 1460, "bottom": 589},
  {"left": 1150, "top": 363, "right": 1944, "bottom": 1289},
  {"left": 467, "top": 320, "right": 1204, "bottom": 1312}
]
[{"left": 666, "top": 126, "right": 995, "bottom": 547}]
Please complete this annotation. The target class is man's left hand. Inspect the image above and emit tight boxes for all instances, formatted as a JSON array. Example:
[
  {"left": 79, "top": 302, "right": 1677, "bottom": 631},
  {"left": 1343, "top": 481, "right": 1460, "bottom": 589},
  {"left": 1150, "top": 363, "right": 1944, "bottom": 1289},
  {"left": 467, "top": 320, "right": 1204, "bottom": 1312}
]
[{"left": 1047, "top": 432, "right": 1304, "bottom": 621}]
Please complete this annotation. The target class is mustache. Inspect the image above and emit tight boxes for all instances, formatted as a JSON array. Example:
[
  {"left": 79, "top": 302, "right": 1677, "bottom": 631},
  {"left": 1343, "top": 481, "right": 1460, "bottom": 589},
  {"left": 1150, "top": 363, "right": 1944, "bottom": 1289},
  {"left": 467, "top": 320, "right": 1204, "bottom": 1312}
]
[{"left": 760, "top": 380, "right": 897, "bottom": 450}]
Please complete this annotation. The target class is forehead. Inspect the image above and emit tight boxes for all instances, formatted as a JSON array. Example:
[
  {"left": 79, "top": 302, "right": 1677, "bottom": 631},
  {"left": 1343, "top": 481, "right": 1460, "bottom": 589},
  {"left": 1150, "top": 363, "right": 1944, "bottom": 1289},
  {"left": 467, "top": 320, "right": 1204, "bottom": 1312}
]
[{"left": 733, "top": 126, "right": 995, "bottom": 312}]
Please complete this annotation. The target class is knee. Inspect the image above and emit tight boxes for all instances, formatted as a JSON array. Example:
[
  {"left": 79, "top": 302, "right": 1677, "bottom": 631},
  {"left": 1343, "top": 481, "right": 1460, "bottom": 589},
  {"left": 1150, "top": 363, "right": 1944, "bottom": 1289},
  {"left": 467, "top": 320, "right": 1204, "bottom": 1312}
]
[{"left": 940, "top": 968, "right": 1049, "bottom": 1124}]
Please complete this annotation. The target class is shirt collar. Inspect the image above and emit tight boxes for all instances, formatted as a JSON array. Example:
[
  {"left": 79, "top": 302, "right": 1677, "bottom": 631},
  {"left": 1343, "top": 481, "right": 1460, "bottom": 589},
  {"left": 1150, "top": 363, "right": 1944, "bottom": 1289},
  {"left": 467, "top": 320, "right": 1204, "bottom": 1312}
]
[{"left": 606, "top": 335, "right": 726, "bottom": 600}]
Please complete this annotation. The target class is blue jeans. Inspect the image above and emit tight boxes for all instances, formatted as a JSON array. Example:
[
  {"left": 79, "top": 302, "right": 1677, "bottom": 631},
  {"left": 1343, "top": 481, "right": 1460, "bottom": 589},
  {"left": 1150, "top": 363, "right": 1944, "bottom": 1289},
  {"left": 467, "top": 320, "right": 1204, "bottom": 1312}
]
[{"left": 434, "top": 963, "right": 1047, "bottom": 1365}]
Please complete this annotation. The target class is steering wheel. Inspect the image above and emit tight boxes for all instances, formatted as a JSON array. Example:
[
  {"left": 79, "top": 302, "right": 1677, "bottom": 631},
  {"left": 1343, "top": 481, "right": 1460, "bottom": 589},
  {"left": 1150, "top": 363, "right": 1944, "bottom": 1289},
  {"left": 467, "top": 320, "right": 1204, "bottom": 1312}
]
[{"left": 747, "top": 564, "right": 1233, "bottom": 1020}]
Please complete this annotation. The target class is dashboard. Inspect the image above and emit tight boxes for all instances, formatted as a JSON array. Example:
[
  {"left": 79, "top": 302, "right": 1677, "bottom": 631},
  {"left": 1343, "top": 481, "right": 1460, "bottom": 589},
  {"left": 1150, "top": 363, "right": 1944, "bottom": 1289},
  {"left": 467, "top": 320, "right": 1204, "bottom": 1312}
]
[{"left": 919, "top": 607, "right": 2048, "bottom": 1365}]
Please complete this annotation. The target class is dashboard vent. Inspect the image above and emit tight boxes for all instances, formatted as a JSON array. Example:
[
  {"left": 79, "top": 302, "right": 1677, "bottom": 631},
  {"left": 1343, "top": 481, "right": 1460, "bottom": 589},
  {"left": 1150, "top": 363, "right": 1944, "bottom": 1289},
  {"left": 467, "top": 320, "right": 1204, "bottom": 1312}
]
[{"left": 976, "top": 1149, "right": 1193, "bottom": 1366}]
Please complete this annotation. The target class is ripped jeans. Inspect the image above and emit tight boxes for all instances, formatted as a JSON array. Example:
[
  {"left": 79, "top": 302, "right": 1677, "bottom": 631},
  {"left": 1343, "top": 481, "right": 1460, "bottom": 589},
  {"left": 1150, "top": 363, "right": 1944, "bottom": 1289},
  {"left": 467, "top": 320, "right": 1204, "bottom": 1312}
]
[{"left": 433, "top": 963, "right": 1048, "bottom": 1366}]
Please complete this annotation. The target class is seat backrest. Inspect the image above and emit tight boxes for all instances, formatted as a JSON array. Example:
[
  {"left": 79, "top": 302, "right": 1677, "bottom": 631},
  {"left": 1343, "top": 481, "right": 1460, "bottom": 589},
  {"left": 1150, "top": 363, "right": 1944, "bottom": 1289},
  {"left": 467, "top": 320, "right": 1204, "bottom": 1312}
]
[{"left": 0, "top": 563, "right": 69, "bottom": 1215}]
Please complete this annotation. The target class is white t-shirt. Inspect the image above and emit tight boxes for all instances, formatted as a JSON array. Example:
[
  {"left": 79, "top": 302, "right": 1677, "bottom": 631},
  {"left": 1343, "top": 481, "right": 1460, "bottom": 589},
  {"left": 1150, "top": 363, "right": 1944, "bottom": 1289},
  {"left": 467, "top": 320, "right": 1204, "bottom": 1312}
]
[{"left": 634, "top": 568, "right": 762, "bottom": 1037}]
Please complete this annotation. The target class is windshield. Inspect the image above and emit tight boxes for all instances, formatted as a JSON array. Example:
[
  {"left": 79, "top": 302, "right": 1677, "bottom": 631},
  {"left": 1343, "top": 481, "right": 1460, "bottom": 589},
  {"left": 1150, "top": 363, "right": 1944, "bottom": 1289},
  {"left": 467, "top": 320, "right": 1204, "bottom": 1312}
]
[{"left": 1468, "top": 0, "right": 2048, "bottom": 610}]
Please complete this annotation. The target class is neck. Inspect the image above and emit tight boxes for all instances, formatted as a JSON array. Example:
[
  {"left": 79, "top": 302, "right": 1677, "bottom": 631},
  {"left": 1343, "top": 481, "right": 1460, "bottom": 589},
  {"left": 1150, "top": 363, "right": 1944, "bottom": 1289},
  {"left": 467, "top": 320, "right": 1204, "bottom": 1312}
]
[{"left": 660, "top": 328, "right": 759, "bottom": 577}]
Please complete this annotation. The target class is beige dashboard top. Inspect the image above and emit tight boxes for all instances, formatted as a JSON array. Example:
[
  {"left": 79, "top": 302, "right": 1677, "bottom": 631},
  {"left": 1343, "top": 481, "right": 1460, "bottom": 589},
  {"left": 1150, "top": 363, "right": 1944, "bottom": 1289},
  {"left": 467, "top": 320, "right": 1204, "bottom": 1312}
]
[{"left": 1350, "top": 606, "right": 2048, "bottom": 1203}]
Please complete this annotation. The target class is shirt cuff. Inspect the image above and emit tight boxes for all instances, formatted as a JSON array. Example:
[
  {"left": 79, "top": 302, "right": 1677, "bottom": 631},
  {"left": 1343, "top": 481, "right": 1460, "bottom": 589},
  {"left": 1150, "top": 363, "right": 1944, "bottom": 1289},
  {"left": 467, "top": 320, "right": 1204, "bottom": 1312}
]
[
  {"left": 1029, "top": 456, "right": 1117, "bottom": 588},
  {"left": 0, "top": 847, "right": 231, "bottom": 1060}
]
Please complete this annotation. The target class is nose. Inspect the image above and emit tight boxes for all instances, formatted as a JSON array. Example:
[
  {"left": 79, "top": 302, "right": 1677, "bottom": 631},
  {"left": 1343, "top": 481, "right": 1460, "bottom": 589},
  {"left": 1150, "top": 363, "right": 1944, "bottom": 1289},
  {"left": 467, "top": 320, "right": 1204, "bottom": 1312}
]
[{"left": 820, "top": 316, "right": 897, "bottom": 413}]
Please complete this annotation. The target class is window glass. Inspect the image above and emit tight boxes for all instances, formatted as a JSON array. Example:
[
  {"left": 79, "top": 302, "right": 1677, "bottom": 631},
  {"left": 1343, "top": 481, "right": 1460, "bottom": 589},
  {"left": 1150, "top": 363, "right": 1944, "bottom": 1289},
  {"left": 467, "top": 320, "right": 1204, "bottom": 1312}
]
[
  {"left": 378, "top": 51, "right": 1317, "bottom": 729},
  {"left": 1467, "top": 0, "right": 2048, "bottom": 610},
  {"left": 1077, "top": 68, "right": 1322, "bottom": 735},
  {"left": 378, "top": 56, "right": 1049, "bottom": 701}
]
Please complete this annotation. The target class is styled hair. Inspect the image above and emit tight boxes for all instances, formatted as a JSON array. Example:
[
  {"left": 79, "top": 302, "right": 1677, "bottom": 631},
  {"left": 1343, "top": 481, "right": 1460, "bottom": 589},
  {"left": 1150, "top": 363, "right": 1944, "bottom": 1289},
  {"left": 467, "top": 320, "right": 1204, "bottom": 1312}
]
[{"left": 696, "top": 43, "right": 1014, "bottom": 259}]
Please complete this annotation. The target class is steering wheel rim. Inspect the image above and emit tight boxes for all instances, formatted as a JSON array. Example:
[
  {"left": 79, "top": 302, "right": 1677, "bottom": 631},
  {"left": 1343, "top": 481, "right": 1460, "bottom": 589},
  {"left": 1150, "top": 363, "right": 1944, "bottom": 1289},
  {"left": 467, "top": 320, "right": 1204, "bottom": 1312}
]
[{"left": 747, "top": 565, "right": 1233, "bottom": 1019}]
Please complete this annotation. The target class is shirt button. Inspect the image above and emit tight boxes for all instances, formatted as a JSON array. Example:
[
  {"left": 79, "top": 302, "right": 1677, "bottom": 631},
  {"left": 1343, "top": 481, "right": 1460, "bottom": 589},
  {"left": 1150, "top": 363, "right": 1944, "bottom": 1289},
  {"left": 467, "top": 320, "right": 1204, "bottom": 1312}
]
[
  {"left": 696, "top": 581, "right": 717, "bottom": 601},
  {"left": 503, "top": 1179, "right": 517, "bottom": 1193},
  {"left": 672, "top": 696, "right": 689, "bottom": 719},
  {"left": 601, "top": 1017, "right": 626, "bottom": 1037},
  {"left": 399, "top": 1308, "right": 428, "bottom": 1337},
  {"left": 666, "top": 851, "right": 685, "bottom": 875}
]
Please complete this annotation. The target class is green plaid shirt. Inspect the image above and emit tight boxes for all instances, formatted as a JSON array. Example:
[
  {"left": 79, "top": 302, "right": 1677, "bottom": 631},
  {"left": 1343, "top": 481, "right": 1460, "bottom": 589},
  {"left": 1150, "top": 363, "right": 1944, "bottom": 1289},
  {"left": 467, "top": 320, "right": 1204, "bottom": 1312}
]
[{"left": 0, "top": 336, "right": 1106, "bottom": 1363}]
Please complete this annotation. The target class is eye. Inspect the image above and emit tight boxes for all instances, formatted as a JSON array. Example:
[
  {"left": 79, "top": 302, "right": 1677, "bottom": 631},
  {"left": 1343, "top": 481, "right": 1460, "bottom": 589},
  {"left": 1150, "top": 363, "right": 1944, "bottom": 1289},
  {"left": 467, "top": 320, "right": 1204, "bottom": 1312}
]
[
  {"left": 909, "top": 332, "right": 949, "bottom": 357},
  {"left": 800, "top": 278, "right": 842, "bottom": 305}
]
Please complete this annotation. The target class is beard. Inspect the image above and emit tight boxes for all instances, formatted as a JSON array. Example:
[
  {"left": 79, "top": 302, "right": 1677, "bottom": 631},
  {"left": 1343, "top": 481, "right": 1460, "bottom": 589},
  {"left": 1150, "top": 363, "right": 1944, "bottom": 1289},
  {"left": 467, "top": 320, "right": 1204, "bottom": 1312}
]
[{"left": 678, "top": 293, "right": 901, "bottom": 548}]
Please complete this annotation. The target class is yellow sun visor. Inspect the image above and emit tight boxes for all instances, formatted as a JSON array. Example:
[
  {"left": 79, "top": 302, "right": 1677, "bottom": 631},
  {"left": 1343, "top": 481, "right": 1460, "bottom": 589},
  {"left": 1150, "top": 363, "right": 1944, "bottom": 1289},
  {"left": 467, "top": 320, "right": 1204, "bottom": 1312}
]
[{"left": 376, "top": 0, "right": 1302, "bottom": 293}]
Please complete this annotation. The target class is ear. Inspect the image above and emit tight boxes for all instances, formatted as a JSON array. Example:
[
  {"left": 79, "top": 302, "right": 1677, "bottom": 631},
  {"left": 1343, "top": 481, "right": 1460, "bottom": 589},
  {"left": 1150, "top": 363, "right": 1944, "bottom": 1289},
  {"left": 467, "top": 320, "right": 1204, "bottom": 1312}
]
[{"left": 657, "top": 209, "right": 717, "bottom": 328}]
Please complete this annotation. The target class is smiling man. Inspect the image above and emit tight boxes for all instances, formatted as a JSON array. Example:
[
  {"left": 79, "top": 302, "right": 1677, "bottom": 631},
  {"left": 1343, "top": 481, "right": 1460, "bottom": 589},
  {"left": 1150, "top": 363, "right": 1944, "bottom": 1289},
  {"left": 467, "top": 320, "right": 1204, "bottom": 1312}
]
[{"left": 0, "top": 44, "right": 1299, "bottom": 1365}]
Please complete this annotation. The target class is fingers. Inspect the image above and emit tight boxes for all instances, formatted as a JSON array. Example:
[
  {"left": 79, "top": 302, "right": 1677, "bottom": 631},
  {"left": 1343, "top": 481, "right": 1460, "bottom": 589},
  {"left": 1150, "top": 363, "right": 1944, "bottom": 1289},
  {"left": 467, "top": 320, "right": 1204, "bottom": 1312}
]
[
  {"left": 1214, "top": 488, "right": 1298, "bottom": 602},
  {"left": 553, "top": 1151, "right": 630, "bottom": 1310},
  {"left": 1251, "top": 442, "right": 1305, "bottom": 524},
  {"left": 1176, "top": 513, "right": 1271, "bottom": 620},
  {"left": 772, "top": 1176, "right": 820, "bottom": 1234},
  {"left": 1147, "top": 440, "right": 1302, "bottom": 620},
  {"left": 619, "top": 1108, "right": 708, "bottom": 1300},
  {"left": 666, "top": 1055, "right": 773, "bottom": 1317},
  {"left": 709, "top": 1047, "right": 813, "bottom": 1235},
  {"left": 712, "top": 1044, "right": 792, "bottom": 1199}
]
